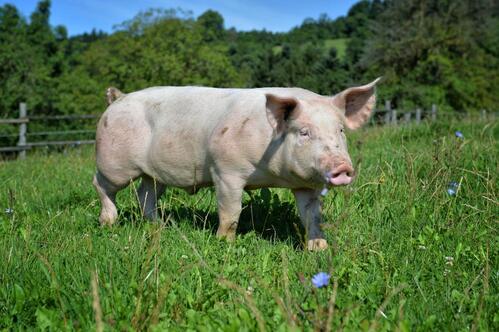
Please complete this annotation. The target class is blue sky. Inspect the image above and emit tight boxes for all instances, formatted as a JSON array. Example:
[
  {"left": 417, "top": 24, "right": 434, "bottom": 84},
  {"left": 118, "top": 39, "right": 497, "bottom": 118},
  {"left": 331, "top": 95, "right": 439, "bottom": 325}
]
[{"left": 4, "top": 0, "right": 358, "bottom": 35}]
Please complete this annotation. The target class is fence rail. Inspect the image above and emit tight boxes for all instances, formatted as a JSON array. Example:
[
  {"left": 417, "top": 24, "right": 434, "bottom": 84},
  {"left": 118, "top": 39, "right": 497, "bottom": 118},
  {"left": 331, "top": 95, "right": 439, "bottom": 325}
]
[
  {"left": 0, "top": 103, "right": 99, "bottom": 159},
  {"left": 0, "top": 102, "right": 495, "bottom": 160}
]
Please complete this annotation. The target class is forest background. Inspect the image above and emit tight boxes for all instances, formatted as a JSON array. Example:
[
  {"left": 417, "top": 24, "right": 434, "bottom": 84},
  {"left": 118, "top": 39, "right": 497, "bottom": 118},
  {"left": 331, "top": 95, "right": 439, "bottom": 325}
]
[{"left": 1, "top": 0, "right": 498, "bottom": 122}]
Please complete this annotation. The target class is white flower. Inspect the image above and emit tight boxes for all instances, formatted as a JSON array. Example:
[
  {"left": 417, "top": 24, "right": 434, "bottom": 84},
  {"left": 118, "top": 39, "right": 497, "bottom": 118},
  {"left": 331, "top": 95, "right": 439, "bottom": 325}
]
[{"left": 445, "top": 256, "right": 454, "bottom": 266}]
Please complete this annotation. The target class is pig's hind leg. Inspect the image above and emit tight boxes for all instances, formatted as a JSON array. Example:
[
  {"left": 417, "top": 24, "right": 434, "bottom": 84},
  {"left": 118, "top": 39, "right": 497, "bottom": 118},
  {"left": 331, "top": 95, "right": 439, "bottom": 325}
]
[
  {"left": 212, "top": 173, "right": 245, "bottom": 241},
  {"left": 137, "top": 175, "right": 166, "bottom": 220},
  {"left": 93, "top": 171, "right": 122, "bottom": 226}
]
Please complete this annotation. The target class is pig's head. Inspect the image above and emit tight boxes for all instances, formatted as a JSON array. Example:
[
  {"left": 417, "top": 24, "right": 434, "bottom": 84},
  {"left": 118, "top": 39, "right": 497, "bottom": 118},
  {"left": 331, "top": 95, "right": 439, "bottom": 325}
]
[{"left": 265, "top": 78, "right": 380, "bottom": 188}]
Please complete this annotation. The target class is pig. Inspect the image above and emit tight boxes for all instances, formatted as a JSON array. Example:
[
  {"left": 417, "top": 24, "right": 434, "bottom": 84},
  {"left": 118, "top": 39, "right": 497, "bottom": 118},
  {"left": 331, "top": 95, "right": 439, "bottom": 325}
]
[{"left": 93, "top": 78, "right": 380, "bottom": 251}]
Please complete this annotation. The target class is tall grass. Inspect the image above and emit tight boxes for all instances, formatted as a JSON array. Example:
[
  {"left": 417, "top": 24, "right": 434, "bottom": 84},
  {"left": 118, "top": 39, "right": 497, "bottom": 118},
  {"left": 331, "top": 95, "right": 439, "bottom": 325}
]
[{"left": 0, "top": 119, "right": 497, "bottom": 330}]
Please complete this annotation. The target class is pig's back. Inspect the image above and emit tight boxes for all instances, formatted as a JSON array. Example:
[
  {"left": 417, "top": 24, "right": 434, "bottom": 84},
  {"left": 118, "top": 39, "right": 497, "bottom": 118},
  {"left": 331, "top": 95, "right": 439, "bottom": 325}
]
[
  {"left": 101, "top": 86, "right": 319, "bottom": 187},
  {"left": 127, "top": 87, "right": 260, "bottom": 186}
]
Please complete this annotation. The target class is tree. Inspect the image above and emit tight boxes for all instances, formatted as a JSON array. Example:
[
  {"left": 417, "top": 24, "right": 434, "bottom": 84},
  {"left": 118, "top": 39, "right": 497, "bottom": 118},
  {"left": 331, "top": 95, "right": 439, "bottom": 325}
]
[
  {"left": 0, "top": 4, "right": 33, "bottom": 118},
  {"left": 197, "top": 10, "right": 225, "bottom": 42},
  {"left": 56, "top": 8, "right": 243, "bottom": 116},
  {"left": 360, "top": 0, "right": 499, "bottom": 111}
]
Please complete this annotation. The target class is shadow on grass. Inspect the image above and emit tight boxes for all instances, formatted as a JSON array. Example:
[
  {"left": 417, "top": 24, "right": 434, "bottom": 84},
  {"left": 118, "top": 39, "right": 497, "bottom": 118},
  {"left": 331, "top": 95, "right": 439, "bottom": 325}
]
[{"left": 118, "top": 188, "right": 304, "bottom": 248}]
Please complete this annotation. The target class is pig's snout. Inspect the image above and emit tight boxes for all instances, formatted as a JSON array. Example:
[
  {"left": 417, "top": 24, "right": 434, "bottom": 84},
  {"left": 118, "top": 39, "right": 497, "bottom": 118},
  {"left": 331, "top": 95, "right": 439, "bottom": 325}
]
[{"left": 326, "top": 164, "right": 354, "bottom": 186}]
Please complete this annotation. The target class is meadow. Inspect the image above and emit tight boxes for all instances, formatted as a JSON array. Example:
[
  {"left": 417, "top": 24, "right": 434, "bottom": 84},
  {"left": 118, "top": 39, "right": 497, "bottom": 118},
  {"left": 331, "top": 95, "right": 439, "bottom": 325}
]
[{"left": 0, "top": 119, "right": 497, "bottom": 331}]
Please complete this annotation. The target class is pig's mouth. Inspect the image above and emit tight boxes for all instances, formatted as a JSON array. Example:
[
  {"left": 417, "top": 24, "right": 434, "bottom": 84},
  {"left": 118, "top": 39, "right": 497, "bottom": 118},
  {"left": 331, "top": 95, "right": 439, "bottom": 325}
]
[{"left": 324, "top": 165, "right": 354, "bottom": 186}]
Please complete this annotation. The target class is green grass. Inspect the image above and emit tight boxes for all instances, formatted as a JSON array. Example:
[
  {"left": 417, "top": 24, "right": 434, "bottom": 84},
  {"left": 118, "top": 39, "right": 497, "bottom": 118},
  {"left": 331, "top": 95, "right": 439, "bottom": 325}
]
[
  {"left": 324, "top": 38, "right": 348, "bottom": 60},
  {"left": 0, "top": 119, "right": 497, "bottom": 331},
  {"left": 272, "top": 38, "right": 349, "bottom": 60}
]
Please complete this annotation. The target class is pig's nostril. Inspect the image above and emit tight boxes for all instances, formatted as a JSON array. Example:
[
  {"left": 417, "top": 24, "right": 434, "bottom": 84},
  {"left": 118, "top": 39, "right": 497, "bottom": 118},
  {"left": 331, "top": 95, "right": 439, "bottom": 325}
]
[
  {"left": 330, "top": 165, "right": 354, "bottom": 178},
  {"left": 332, "top": 171, "right": 351, "bottom": 178}
]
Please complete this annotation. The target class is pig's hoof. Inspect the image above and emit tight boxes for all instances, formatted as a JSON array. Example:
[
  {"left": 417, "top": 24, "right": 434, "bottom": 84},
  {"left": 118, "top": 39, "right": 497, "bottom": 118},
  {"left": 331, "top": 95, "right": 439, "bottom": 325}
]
[
  {"left": 307, "top": 239, "right": 328, "bottom": 251},
  {"left": 99, "top": 212, "right": 117, "bottom": 227},
  {"left": 216, "top": 231, "right": 236, "bottom": 242}
]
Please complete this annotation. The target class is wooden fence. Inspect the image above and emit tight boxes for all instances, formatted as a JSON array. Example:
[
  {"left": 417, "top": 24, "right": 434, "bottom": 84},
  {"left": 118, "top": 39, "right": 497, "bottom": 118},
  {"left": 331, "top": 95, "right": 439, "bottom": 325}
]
[
  {"left": 0, "top": 102, "right": 495, "bottom": 160},
  {"left": 0, "top": 103, "right": 98, "bottom": 159}
]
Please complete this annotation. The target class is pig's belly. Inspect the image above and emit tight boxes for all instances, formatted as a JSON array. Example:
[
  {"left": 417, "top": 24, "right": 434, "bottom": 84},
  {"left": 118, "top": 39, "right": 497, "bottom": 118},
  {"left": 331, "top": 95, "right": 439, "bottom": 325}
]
[{"left": 146, "top": 133, "right": 213, "bottom": 188}]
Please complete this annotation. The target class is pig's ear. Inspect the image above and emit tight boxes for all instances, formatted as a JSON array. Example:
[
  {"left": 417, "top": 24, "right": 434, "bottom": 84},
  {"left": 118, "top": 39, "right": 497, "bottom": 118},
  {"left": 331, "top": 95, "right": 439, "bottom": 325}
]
[
  {"left": 332, "top": 77, "right": 381, "bottom": 130},
  {"left": 265, "top": 94, "right": 299, "bottom": 133}
]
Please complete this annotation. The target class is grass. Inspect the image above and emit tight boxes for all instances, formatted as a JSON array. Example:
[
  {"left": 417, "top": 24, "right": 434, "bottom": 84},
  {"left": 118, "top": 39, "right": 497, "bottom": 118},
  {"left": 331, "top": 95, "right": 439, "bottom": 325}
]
[
  {"left": 272, "top": 38, "right": 349, "bottom": 60},
  {"left": 324, "top": 38, "right": 348, "bottom": 60},
  {"left": 0, "top": 119, "right": 497, "bottom": 331}
]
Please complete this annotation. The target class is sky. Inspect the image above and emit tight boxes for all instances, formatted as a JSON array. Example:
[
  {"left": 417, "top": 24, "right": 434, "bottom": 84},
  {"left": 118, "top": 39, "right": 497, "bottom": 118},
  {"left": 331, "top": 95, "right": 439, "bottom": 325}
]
[{"left": 3, "top": 0, "right": 359, "bottom": 36}]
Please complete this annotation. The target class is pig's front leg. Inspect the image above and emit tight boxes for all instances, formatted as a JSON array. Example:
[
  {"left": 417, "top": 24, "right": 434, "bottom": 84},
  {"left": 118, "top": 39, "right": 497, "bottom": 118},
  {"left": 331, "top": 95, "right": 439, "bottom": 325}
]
[
  {"left": 293, "top": 189, "right": 328, "bottom": 251},
  {"left": 213, "top": 174, "right": 245, "bottom": 241}
]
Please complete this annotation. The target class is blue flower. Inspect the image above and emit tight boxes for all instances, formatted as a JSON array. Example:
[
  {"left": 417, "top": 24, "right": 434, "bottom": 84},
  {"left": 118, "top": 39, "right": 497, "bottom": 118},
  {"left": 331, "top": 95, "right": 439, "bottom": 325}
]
[
  {"left": 311, "top": 272, "right": 330, "bottom": 288},
  {"left": 455, "top": 131, "right": 464, "bottom": 138},
  {"left": 447, "top": 181, "right": 459, "bottom": 196}
]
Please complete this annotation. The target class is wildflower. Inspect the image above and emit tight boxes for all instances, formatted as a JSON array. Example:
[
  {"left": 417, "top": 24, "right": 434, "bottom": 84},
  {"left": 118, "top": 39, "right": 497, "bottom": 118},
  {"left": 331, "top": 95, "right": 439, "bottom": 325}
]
[
  {"left": 324, "top": 171, "right": 333, "bottom": 182},
  {"left": 455, "top": 131, "right": 464, "bottom": 138},
  {"left": 246, "top": 285, "right": 254, "bottom": 296},
  {"left": 418, "top": 245, "right": 427, "bottom": 250},
  {"left": 447, "top": 181, "right": 459, "bottom": 196},
  {"left": 320, "top": 187, "right": 329, "bottom": 196},
  {"left": 181, "top": 255, "right": 188, "bottom": 259},
  {"left": 311, "top": 272, "right": 330, "bottom": 288},
  {"left": 445, "top": 256, "right": 454, "bottom": 266},
  {"left": 5, "top": 208, "right": 13, "bottom": 214}
]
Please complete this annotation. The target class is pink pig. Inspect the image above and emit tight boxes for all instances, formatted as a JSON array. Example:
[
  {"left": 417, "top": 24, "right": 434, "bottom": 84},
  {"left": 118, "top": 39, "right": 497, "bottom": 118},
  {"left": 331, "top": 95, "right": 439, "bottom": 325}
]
[{"left": 94, "top": 78, "right": 380, "bottom": 250}]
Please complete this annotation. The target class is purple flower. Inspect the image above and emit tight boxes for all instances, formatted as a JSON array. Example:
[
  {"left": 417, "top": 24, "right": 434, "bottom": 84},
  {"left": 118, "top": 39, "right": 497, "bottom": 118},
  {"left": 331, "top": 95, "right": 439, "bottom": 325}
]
[
  {"left": 311, "top": 272, "right": 330, "bottom": 288},
  {"left": 455, "top": 131, "right": 464, "bottom": 138}
]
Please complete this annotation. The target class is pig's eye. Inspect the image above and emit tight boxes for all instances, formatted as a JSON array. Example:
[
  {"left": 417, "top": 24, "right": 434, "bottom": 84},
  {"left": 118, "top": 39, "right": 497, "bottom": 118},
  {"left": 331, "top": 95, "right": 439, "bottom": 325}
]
[
  {"left": 340, "top": 128, "right": 344, "bottom": 133},
  {"left": 299, "top": 128, "right": 310, "bottom": 137}
]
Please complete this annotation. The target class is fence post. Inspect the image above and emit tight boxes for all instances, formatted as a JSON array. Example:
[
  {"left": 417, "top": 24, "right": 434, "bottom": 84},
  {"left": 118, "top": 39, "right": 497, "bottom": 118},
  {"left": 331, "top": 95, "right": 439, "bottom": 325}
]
[
  {"left": 416, "top": 108, "right": 421, "bottom": 124},
  {"left": 404, "top": 112, "right": 411, "bottom": 123},
  {"left": 384, "top": 100, "right": 391, "bottom": 125},
  {"left": 481, "top": 109, "right": 487, "bottom": 121},
  {"left": 431, "top": 104, "right": 437, "bottom": 121},
  {"left": 391, "top": 109, "right": 397, "bottom": 125},
  {"left": 17, "top": 102, "right": 27, "bottom": 159}
]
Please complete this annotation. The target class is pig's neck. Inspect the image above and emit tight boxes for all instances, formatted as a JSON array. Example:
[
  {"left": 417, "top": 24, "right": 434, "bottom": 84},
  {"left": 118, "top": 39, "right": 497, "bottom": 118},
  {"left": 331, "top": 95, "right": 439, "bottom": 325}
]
[{"left": 261, "top": 133, "right": 302, "bottom": 183}]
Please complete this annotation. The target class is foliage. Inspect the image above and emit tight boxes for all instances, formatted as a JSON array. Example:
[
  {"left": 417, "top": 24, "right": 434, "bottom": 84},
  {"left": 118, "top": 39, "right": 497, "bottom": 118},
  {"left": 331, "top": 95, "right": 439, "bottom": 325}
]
[
  {"left": 0, "top": 0, "right": 497, "bottom": 120},
  {"left": 360, "top": 0, "right": 499, "bottom": 111},
  {"left": 0, "top": 119, "right": 497, "bottom": 330}
]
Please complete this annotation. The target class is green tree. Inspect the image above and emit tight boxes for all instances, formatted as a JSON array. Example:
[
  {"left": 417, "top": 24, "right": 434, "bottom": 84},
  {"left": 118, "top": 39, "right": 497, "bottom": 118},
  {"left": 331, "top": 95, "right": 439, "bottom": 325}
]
[
  {"left": 56, "top": 8, "right": 243, "bottom": 115},
  {"left": 0, "top": 4, "right": 30, "bottom": 118},
  {"left": 361, "top": 0, "right": 499, "bottom": 111},
  {"left": 197, "top": 10, "right": 225, "bottom": 42}
]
